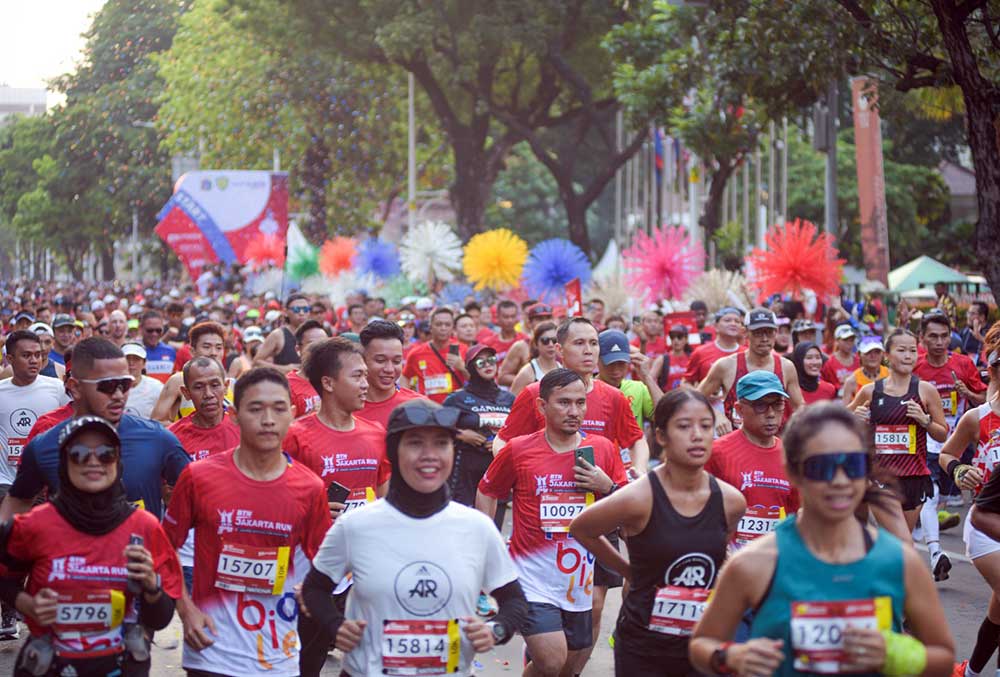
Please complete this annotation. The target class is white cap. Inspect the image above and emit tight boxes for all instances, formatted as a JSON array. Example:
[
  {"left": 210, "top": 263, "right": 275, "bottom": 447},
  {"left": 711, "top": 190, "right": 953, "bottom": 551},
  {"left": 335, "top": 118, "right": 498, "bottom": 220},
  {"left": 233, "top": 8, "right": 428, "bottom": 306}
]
[
  {"left": 29, "top": 322, "right": 53, "bottom": 336},
  {"left": 103, "top": 294, "right": 117, "bottom": 304},
  {"left": 415, "top": 297, "right": 434, "bottom": 311},
  {"left": 264, "top": 309, "right": 281, "bottom": 323},
  {"left": 264, "top": 291, "right": 277, "bottom": 301},
  {"left": 91, "top": 300, "right": 105, "bottom": 311},
  {"left": 169, "top": 288, "right": 181, "bottom": 298},
  {"left": 128, "top": 304, "right": 144, "bottom": 315},
  {"left": 243, "top": 326, "right": 265, "bottom": 344},
  {"left": 122, "top": 343, "right": 147, "bottom": 360}
]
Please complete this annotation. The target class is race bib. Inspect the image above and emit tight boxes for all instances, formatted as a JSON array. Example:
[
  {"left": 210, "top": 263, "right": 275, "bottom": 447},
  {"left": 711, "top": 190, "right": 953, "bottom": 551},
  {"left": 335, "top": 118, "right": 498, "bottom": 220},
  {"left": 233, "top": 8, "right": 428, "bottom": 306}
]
[
  {"left": 344, "top": 486, "right": 376, "bottom": 512},
  {"left": 215, "top": 541, "right": 289, "bottom": 595},
  {"left": 423, "top": 373, "right": 453, "bottom": 395},
  {"left": 734, "top": 506, "right": 786, "bottom": 549},
  {"left": 874, "top": 424, "right": 916, "bottom": 455},
  {"left": 382, "top": 619, "right": 461, "bottom": 675},
  {"left": 6, "top": 437, "right": 25, "bottom": 467},
  {"left": 539, "top": 492, "right": 593, "bottom": 533},
  {"left": 54, "top": 591, "right": 126, "bottom": 636},
  {"left": 477, "top": 412, "right": 508, "bottom": 430},
  {"left": 647, "top": 586, "right": 710, "bottom": 636},
  {"left": 940, "top": 389, "right": 958, "bottom": 417},
  {"left": 791, "top": 597, "right": 891, "bottom": 674}
]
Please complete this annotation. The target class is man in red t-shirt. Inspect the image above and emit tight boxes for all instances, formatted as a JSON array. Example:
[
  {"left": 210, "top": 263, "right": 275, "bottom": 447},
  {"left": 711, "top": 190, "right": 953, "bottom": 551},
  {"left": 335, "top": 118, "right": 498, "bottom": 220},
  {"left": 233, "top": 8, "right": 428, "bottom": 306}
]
[
  {"left": 357, "top": 320, "right": 426, "bottom": 428},
  {"left": 479, "top": 299, "right": 527, "bottom": 367},
  {"left": 285, "top": 337, "right": 391, "bottom": 520},
  {"left": 163, "top": 367, "right": 331, "bottom": 675},
  {"left": 630, "top": 308, "right": 668, "bottom": 359},
  {"left": 705, "top": 370, "right": 799, "bottom": 549},
  {"left": 820, "top": 324, "right": 860, "bottom": 392},
  {"left": 652, "top": 324, "right": 693, "bottom": 391},
  {"left": 477, "top": 368, "right": 626, "bottom": 677},
  {"left": 683, "top": 306, "right": 745, "bottom": 385},
  {"left": 402, "top": 307, "right": 469, "bottom": 403},
  {"left": 285, "top": 320, "right": 330, "bottom": 418}
]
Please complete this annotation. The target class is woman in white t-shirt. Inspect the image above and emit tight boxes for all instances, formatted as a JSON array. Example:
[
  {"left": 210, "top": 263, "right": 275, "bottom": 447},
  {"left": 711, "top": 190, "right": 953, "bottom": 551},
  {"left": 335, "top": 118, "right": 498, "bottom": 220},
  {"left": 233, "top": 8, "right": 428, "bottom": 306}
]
[
  {"left": 122, "top": 343, "right": 163, "bottom": 419},
  {"left": 299, "top": 399, "right": 528, "bottom": 677}
]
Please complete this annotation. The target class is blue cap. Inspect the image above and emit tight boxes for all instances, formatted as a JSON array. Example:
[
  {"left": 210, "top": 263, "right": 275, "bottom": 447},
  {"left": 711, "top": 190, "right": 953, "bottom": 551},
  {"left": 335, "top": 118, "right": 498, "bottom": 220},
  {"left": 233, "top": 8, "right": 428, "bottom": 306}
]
[
  {"left": 736, "top": 370, "right": 789, "bottom": 401},
  {"left": 598, "top": 329, "right": 631, "bottom": 365}
]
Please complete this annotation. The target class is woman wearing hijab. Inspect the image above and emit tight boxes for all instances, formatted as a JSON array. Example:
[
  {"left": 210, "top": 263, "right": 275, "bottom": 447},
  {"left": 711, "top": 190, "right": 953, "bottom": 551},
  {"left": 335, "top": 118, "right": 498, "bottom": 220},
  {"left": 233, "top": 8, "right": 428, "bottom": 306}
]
[
  {"left": 443, "top": 344, "right": 516, "bottom": 509},
  {"left": 792, "top": 341, "right": 837, "bottom": 405},
  {"left": 300, "top": 399, "right": 528, "bottom": 677},
  {"left": 0, "top": 415, "right": 182, "bottom": 677}
]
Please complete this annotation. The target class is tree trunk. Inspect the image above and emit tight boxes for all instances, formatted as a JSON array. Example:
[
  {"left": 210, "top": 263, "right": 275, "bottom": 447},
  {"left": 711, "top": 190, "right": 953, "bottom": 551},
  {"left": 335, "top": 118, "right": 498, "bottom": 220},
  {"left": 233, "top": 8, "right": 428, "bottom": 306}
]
[
  {"left": 699, "top": 162, "right": 736, "bottom": 253},
  {"left": 449, "top": 131, "right": 514, "bottom": 241},
  {"left": 565, "top": 194, "right": 591, "bottom": 256},
  {"left": 300, "top": 133, "right": 330, "bottom": 244},
  {"left": 930, "top": 0, "right": 1000, "bottom": 307},
  {"left": 99, "top": 240, "right": 116, "bottom": 281},
  {"left": 63, "top": 246, "right": 82, "bottom": 281}
]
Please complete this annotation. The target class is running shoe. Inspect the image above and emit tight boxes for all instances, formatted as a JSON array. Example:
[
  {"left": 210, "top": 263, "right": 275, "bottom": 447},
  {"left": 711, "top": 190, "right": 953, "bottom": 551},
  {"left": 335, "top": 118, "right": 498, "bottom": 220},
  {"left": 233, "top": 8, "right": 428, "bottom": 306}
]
[
  {"left": 945, "top": 494, "right": 965, "bottom": 508},
  {"left": 476, "top": 593, "right": 497, "bottom": 618},
  {"left": 0, "top": 605, "right": 18, "bottom": 641},
  {"left": 938, "top": 510, "right": 961, "bottom": 531},
  {"left": 950, "top": 659, "right": 967, "bottom": 677},
  {"left": 932, "top": 551, "right": 952, "bottom": 582}
]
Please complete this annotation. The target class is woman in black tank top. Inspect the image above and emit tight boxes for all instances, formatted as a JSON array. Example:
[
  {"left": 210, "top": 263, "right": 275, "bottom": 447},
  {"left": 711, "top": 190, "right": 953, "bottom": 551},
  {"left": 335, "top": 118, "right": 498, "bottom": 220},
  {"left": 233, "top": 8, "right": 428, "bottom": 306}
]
[{"left": 570, "top": 388, "right": 746, "bottom": 676}]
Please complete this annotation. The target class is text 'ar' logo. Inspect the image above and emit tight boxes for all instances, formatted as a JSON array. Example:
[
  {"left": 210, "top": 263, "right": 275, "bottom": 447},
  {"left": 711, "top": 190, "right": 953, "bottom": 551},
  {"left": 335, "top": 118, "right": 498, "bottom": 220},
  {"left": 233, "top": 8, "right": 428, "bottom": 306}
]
[{"left": 394, "top": 561, "right": 452, "bottom": 616}]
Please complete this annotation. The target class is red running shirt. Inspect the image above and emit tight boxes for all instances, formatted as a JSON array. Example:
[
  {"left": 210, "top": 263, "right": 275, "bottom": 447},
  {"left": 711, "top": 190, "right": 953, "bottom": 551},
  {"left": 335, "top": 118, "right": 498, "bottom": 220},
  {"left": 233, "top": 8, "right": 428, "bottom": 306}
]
[
  {"left": 802, "top": 381, "right": 837, "bottom": 405},
  {"left": 284, "top": 414, "right": 390, "bottom": 510},
  {"left": 286, "top": 371, "right": 320, "bottom": 419},
  {"left": 6, "top": 505, "right": 182, "bottom": 658},
  {"left": 480, "top": 331, "right": 528, "bottom": 366},
  {"left": 722, "top": 352, "right": 786, "bottom": 426},
  {"left": 402, "top": 341, "right": 468, "bottom": 403},
  {"left": 973, "top": 404, "right": 1000, "bottom": 492},
  {"left": 499, "top": 380, "right": 643, "bottom": 468},
  {"left": 684, "top": 341, "right": 745, "bottom": 384},
  {"left": 820, "top": 353, "right": 859, "bottom": 388},
  {"left": 915, "top": 352, "right": 987, "bottom": 453},
  {"left": 478, "top": 431, "right": 626, "bottom": 612},
  {"left": 169, "top": 416, "right": 240, "bottom": 461},
  {"left": 27, "top": 403, "right": 74, "bottom": 441},
  {"left": 162, "top": 451, "right": 331, "bottom": 675},
  {"left": 705, "top": 429, "right": 799, "bottom": 514},
  {"left": 356, "top": 388, "right": 425, "bottom": 429}
]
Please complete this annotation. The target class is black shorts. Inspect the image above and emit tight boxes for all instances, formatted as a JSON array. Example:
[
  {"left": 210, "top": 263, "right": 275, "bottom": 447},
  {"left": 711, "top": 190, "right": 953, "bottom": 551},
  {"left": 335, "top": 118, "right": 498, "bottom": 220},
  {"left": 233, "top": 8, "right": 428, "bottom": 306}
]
[
  {"left": 613, "top": 635, "right": 698, "bottom": 677},
  {"left": 594, "top": 531, "right": 624, "bottom": 589},
  {"left": 522, "top": 601, "right": 593, "bottom": 651},
  {"left": 895, "top": 475, "right": 934, "bottom": 511}
]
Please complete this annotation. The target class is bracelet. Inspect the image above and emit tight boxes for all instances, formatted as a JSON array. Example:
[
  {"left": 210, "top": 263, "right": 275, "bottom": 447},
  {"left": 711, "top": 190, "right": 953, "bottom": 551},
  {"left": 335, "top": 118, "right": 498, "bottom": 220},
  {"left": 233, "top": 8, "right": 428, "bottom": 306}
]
[{"left": 954, "top": 464, "right": 975, "bottom": 485}]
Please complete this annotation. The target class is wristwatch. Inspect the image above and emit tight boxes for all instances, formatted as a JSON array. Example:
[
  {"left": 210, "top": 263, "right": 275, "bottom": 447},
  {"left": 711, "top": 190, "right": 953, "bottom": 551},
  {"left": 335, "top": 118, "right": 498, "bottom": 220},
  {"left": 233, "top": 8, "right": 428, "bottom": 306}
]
[
  {"left": 710, "top": 642, "right": 734, "bottom": 674},
  {"left": 143, "top": 574, "right": 162, "bottom": 595},
  {"left": 486, "top": 621, "right": 507, "bottom": 644}
]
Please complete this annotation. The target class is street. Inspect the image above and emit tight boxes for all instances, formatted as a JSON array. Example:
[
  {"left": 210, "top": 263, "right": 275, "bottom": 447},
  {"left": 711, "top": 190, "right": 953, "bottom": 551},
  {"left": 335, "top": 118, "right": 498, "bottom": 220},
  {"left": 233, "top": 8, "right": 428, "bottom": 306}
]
[{"left": 0, "top": 505, "right": 987, "bottom": 675}]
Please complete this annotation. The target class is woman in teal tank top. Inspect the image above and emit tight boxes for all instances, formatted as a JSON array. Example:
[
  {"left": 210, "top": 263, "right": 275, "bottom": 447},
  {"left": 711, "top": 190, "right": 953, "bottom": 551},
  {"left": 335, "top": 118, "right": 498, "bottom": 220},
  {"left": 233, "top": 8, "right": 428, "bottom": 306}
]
[{"left": 691, "top": 402, "right": 954, "bottom": 676}]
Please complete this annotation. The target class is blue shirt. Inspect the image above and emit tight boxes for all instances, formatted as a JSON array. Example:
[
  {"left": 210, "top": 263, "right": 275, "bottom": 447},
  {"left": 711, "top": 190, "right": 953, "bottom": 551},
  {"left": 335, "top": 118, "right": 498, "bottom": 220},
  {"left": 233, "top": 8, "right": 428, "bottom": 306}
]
[
  {"left": 12, "top": 414, "right": 190, "bottom": 518},
  {"left": 143, "top": 342, "right": 177, "bottom": 380},
  {"left": 48, "top": 350, "right": 65, "bottom": 366}
]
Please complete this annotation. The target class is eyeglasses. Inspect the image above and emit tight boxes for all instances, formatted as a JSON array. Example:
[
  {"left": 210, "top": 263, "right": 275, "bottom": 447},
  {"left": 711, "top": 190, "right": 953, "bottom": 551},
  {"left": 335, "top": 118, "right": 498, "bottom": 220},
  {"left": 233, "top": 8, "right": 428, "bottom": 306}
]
[
  {"left": 66, "top": 443, "right": 120, "bottom": 465},
  {"left": 799, "top": 452, "right": 868, "bottom": 482},
  {"left": 78, "top": 376, "right": 133, "bottom": 395},
  {"left": 743, "top": 398, "right": 786, "bottom": 414},
  {"left": 143, "top": 327, "right": 163, "bottom": 334},
  {"left": 539, "top": 336, "right": 557, "bottom": 346},
  {"left": 669, "top": 333, "right": 687, "bottom": 340},
  {"left": 474, "top": 356, "right": 498, "bottom": 368},
  {"left": 395, "top": 405, "right": 460, "bottom": 429},
  {"left": 289, "top": 306, "right": 311, "bottom": 314}
]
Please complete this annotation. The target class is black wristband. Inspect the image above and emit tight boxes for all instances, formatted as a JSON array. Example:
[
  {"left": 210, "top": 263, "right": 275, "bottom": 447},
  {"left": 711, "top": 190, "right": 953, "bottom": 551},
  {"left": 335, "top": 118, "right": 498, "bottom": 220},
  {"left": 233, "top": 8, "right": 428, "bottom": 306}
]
[{"left": 946, "top": 459, "right": 960, "bottom": 477}]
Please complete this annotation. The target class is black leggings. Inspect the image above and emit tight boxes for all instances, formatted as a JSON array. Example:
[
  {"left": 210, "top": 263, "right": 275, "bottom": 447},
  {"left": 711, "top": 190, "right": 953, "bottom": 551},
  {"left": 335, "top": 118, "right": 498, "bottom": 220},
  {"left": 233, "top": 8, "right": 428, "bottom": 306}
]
[{"left": 613, "top": 634, "right": 699, "bottom": 677}]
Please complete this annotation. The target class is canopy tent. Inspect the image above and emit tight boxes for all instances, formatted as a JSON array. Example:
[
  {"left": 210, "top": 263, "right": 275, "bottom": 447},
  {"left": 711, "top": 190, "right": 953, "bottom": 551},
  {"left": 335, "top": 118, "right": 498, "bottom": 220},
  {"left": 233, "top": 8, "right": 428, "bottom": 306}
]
[{"left": 887, "top": 255, "right": 969, "bottom": 293}]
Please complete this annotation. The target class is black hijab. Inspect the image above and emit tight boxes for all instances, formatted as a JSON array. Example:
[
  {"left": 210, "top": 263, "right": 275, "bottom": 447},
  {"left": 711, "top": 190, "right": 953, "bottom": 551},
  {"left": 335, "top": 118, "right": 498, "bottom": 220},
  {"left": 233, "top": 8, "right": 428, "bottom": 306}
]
[
  {"left": 463, "top": 349, "right": 500, "bottom": 401},
  {"left": 791, "top": 341, "right": 822, "bottom": 393},
  {"left": 53, "top": 416, "right": 135, "bottom": 536},
  {"left": 385, "top": 432, "right": 451, "bottom": 518}
]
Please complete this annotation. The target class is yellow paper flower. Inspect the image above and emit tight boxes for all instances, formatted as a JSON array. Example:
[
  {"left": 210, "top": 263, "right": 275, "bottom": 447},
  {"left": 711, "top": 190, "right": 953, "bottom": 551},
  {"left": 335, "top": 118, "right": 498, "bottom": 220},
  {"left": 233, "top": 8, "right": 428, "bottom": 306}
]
[{"left": 463, "top": 228, "right": 529, "bottom": 291}]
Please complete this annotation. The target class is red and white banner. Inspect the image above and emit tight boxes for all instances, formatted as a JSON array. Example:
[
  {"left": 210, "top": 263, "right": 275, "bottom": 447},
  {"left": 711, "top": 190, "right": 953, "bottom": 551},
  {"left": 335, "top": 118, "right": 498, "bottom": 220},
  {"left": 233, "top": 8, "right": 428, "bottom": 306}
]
[{"left": 155, "top": 171, "right": 288, "bottom": 277}]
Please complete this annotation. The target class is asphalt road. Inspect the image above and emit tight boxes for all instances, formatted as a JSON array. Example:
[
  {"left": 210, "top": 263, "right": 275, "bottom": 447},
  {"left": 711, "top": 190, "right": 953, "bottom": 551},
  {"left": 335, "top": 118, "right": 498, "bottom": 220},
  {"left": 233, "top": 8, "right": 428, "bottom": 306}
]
[{"left": 0, "top": 504, "right": 989, "bottom": 675}]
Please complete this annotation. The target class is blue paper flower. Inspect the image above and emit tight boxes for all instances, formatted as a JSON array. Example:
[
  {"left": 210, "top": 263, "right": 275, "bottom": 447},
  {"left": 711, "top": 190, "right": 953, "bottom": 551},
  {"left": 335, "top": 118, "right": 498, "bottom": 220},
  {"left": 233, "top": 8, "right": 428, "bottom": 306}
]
[
  {"left": 354, "top": 237, "right": 400, "bottom": 281},
  {"left": 522, "top": 239, "right": 592, "bottom": 303},
  {"left": 439, "top": 282, "right": 479, "bottom": 307}
]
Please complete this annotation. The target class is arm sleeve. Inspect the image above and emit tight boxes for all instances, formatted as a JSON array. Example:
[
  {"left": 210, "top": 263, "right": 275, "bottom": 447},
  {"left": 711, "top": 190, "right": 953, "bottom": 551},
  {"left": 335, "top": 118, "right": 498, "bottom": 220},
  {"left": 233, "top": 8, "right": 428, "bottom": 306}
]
[
  {"left": 160, "top": 429, "right": 191, "bottom": 485},
  {"left": 300, "top": 566, "right": 344, "bottom": 639},
  {"left": 490, "top": 579, "right": 528, "bottom": 644},
  {"left": 9, "top": 440, "right": 45, "bottom": 500},
  {"left": 138, "top": 590, "right": 176, "bottom": 631},
  {"left": 161, "top": 467, "right": 194, "bottom": 548},
  {"left": 477, "top": 446, "right": 516, "bottom": 499},
  {"left": 498, "top": 388, "right": 540, "bottom": 441}
]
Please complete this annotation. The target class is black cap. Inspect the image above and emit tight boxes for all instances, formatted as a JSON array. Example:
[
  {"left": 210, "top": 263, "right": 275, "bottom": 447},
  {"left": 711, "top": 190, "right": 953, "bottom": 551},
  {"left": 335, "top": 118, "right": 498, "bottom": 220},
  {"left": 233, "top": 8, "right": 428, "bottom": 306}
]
[
  {"left": 59, "top": 415, "right": 120, "bottom": 450},
  {"left": 52, "top": 313, "right": 75, "bottom": 329},
  {"left": 745, "top": 308, "right": 778, "bottom": 330}
]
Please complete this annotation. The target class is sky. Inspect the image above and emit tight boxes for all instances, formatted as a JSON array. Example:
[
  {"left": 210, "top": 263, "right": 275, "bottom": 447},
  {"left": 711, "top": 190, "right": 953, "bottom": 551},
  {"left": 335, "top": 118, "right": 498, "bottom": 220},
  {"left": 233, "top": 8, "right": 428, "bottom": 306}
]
[{"left": 1, "top": 0, "right": 107, "bottom": 100}]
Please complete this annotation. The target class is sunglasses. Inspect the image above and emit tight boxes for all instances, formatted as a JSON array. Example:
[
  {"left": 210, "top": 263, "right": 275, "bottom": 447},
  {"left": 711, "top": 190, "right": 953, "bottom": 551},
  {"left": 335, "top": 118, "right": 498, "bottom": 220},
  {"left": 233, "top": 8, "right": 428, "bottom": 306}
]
[
  {"left": 744, "top": 398, "right": 786, "bottom": 414},
  {"left": 289, "top": 306, "right": 311, "bottom": 314},
  {"left": 539, "top": 336, "right": 557, "bottom": 346},
  {"left": 78, "top": 376, "right": 133, "bottom": 395},
  {"left": 474, "top": 356, "right": 498, "bottom": 368},
  {"left": 66, "top": 443, "right": 120, "bottom": 465},
  {"left": 143, "top": 327, "right": 163, "bottom": 334},
  {"left": 669, "top": 333, "right": 687, "bottom": 340},
  {"left": 397, "top": 405, "right": 460, "bottom": 429},
  {"left": 799, "top": 452, "right": 868, "bottom": 482}
]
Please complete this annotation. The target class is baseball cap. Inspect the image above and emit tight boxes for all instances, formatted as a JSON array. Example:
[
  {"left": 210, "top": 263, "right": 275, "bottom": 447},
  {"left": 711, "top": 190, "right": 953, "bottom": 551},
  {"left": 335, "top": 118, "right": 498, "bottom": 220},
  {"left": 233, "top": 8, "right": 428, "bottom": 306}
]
[
  {"left": 736, "top": 370, "right": 789, "bottom": 401},
  {"left": 14, "top": 311, "right": 35, "bottom": 324},
  {"left": 668, "top": 324, "right": 689, "bottom": 337},
  {"left": 527, "top": 303, "right": 554, "bottom": 319},
  {"left": 128, "top": 304, "right": 144, "bottom": 315},
  {"left": 243, "top": 327, "right": 264, "bottom": 344},
  {"left": 745, "top": 308, "right": 778, "bottom": 331},
  {"left": 858, "top": 336, "right": 885, "bottom": 354},
  {"left": 598, "top": 329, "right": 631, "bottom": 365},
  {"left": 127, "top": 319, "right": 139, "bottom": 330},
  {"left": 415, "top": 297, "right": 434, "bottom": 311},
  {"left": 791, "top": 318, "right": 816, "bottom": 335},
  {"left": 122, "top": 343, "right": 147, "bottom": 360},
  {"left": 52, "top": 314, "right": 75, "bottom": 329},
  {"left": 246, "top": 309, "right": 260, "bottom": 319},
  {"left": 59, "top": 415, "right": 120, "bottom": 451},
  {"left": 689, "top": 300, "right": 708, "bottom": 312},
  {"left": 466, "top": 344, "right": 495, "bottom": 364},
  {"left": 103, "top": 294, "right": 117, "bottom": 304},
  {"left": 264, "top": 309, "right": 281, "bottom": 323},
  {"left": 29, "top": 322, "right": 53, "bottom": 336},
  {"left": 834, "top": 324, "right": 857, "bottom": 340},
  {"left": 715, "top": 306, "right": 742, "bottom": 321},
  {"left": 91, "top": 300, "right": 105, "bottom": 311}
]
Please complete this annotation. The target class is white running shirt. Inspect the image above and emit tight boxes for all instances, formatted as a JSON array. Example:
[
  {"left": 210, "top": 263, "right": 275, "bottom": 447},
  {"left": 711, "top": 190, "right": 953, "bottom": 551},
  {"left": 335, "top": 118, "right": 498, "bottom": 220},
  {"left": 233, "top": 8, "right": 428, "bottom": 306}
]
[
  {"left": 0, "top": 376, "right": 69, "bottom": 484},
  {"left": 125, "top": 376, "right": 163, "bottom": 419}
]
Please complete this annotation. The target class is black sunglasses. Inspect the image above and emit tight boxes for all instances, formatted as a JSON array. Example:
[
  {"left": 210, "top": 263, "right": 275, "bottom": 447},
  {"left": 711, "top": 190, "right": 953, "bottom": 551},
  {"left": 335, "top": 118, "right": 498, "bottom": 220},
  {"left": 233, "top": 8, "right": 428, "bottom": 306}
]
[
  {"left": 66, "top": 443, "right": 120, "bottom": 465},
  {"left": 799, "top": 452, "right": 868, "bottom": 482},
  {"left": 289, "top": 306, "right": 311, "bottom": 314},
  {"left": 78, "top": 376, "right": 133, "bottom": 395},
  {"left": 143, "top": 327, "right": 164, "bottom": 334},
  {"left": 474, "top": 356, "right": 498, "bottom": 369},
  {"left": 539, "top": 336, "right": 557, "bottom": 346},
  {"left": 396, "top": 405, "right": 460, "bottom": 429}
]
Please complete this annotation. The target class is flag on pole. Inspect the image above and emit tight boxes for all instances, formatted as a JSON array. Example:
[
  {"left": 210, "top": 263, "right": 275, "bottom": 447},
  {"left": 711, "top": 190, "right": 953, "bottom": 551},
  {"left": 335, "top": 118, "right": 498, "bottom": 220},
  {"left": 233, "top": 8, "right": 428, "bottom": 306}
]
[{"left": 653, "top": 128, "right": 665, "bottom": 185}]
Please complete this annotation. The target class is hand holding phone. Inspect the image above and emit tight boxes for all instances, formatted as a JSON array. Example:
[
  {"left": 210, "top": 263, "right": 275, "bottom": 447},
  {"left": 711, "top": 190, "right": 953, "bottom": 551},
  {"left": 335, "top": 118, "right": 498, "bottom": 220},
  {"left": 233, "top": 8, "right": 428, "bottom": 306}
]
[{"left": 327, "top": 481, "right": 350, "bottom": 521}]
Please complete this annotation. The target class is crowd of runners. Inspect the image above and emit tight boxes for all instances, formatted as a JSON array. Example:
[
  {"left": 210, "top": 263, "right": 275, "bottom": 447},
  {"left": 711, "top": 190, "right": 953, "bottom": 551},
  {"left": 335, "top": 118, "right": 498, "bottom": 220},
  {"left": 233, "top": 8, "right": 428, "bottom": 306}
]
[{"left": 0, "top": 277, "right": 997, "bottom": 676}]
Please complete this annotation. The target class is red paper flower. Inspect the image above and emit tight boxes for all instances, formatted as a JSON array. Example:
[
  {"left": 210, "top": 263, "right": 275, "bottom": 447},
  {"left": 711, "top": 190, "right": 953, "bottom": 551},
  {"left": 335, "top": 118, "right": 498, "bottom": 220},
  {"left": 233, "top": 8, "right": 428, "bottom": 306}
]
[{"left": 748, "top": 219, "right": 845, "bottom": 301}]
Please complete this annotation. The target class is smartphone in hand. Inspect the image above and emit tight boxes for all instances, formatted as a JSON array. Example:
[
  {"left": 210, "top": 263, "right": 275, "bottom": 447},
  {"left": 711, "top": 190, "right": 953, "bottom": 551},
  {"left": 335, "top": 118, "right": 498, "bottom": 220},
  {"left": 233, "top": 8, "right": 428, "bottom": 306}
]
[
  {"left": 327, "top": 481, "right": 350, "bottom": 505},
  {"left": 575, "top": 446, "right": 595, "bottom": 468}
]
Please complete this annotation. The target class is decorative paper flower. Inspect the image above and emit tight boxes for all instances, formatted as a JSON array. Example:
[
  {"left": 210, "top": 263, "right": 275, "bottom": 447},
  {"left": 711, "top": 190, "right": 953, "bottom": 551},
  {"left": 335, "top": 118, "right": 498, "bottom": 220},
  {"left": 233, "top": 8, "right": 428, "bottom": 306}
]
[
  {"left": 439, "top": 282, "right": 479, "bottom": 307},
  {"left": 326, "top": 271, "right": 379, "bottom": 307},
  {"left": 244, "top": 234, "right": 285, "bottom": 270},
  {"left": 748, "top": 219, "right": 845, "bottom": 301},
  {"left": 463, "top": 228, "right": 529, "bottom": 291},
  {"left": 382, "top": 275, "right": 428, "bottom": 308},
  {"left": 246, "top": 268, "right": 284, "bottom": 296},
  {"left": 287, "top": 245, "right": 319, "bottom": 281},
  {"left": 319, "top": 237, "right": 357, "bottom": 278},
  {"left": 400, "top": 221, "right": 464, "bottom": 285},
  {"left": 354, "top": 237, "right": 400, "bottom": 280},
  {"left": 683, "top": 270, "right": 755, "bottom": 312},
  {"left": 622, "top": 225, "right": 704, "bottom": 303},
  {"left": 521, "top": 239, "right": 592, "bottom": 303}
]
